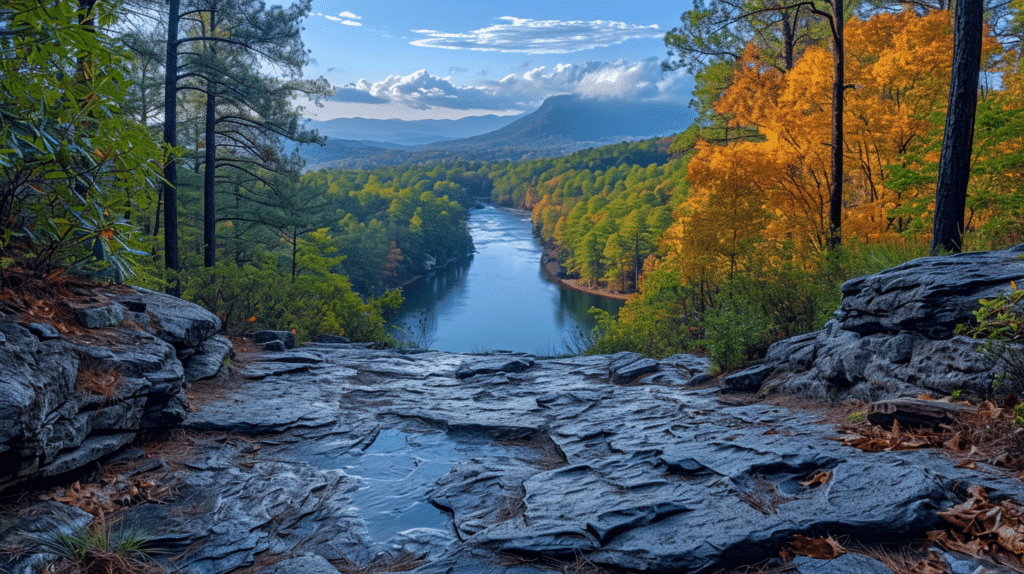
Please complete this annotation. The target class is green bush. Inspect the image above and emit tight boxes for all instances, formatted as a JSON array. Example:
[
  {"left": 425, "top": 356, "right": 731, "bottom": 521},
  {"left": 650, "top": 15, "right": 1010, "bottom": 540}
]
[
  {"left": 957, "top": 281, "right": 1024, "bottom": 398},
  {"left": 179, "top": 257, "right": 402, "bottom": 344}
]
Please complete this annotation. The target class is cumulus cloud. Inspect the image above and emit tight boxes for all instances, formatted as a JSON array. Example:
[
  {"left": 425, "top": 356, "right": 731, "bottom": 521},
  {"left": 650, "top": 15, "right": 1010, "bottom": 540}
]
[
  {"left": 326, "top": 59, "right": 690, "bottom": 113},
  {"left": 410, "top": 17, "right": 663, "bottom": 54},
  {"left": 330, "top": 84, "right": 389, "bottom": 104},
  {"left": 311, "top": 11, "right": 363, "bottom": 26}
]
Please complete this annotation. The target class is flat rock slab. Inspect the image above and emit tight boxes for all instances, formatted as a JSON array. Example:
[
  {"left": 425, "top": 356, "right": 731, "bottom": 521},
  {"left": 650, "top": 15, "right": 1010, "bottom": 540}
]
[{"left": 24, "top": 345, "right": 1021, "bottom": 574}]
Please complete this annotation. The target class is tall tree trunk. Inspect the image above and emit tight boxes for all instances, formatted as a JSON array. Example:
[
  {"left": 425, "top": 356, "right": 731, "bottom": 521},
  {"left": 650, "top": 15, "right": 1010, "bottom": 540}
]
[
  {"left": 931, "top": 0, "right": 983, "bottom": 254},
  {"left": 163, "top": 0, "right": 181, "bottom": 292},
  {"left": 203, "top": 83, "right": 217, "bottom": 267},
  {"left": 828, "top": 0, "right": 844, "bottom": 249},
  {"left": 203, "top": 5, "right": 218, "bottom": 268}
]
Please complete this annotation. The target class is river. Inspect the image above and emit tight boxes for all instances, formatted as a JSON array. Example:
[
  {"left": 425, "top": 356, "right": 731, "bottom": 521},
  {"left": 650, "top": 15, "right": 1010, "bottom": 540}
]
[{"left": 389, "top": 205, "right": 624, "bottom": 355}]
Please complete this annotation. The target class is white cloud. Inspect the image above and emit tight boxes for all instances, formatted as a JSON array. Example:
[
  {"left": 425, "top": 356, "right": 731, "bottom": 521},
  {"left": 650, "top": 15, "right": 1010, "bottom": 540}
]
[
  {"left": 410, "top": 17, "right": 662, "bottom": 54},
  {"left": 311, "top": 11, "right": 363, "bottom": 26},
  {"left": 316, "top": 59, "right": 690, "bottom": 115}
]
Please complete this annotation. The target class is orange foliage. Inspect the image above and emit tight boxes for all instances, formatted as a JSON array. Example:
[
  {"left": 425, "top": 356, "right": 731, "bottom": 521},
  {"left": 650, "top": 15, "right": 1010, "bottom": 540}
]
[{"left": 684, "top": 9, "right": 1002, "bottom": 259}]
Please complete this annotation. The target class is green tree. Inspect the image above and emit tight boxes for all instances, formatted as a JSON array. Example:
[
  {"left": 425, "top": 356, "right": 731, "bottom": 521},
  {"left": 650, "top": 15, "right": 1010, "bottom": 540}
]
[{"left": 0, "top": 0, "right": 163, "bottom": 279}]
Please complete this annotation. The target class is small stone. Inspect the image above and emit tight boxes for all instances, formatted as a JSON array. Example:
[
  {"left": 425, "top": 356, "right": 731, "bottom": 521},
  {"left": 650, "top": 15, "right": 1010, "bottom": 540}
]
[
  {"left": 723, "top": 364, "right": 773, "bottom": 392},
  {"left": 687, "top": 373, "right": 714, "bottom": 387},
  {"left": 250, "top": 330, "right": 296, "bottom": 349},
  {"left": 24, "top": 322, "right": 61, "bottom": 341},
  {"left": 75, "top": 304, "right": 126, "bottom": 329},
  {"left": 261, "top": 340, "right": 287, "bottom": 352},
  {"left": 612, "top": 358, "right": 659, "bottom": 384}
]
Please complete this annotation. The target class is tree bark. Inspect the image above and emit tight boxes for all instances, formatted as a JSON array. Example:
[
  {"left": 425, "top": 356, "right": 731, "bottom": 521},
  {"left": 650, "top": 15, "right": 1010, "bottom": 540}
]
[
  {"left": 203, "top": 83, "right": 217, "bottom": 267},
  {"left": 203, "top": 4, "right": 218, "bottom": 268},
  {"left": 828, "top": 0, "right": 844, "bottom": 249},
  {"left": 162, "top": 0, "right": 180, "bottom": 292},
  {"left": 931, "top": 0, "right": 983, "bottom": 255}
]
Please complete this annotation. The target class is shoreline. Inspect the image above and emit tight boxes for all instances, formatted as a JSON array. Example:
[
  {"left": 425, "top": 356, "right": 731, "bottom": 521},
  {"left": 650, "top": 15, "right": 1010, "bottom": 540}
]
[{"left": 540, "top": 243, "right": 632, "bottom": 301}]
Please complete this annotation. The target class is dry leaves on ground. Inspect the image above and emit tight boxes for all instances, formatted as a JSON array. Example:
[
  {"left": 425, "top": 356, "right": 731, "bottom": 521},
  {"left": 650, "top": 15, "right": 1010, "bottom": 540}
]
[
  {"left": 833, "top": 400, "right": 1024, "bottom": 472},
  {"left": 928, "top": 484, "right": 1024, "bottom": 572}
]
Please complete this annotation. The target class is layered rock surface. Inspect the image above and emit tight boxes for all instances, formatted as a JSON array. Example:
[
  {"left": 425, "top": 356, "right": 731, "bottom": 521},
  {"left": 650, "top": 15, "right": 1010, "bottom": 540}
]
[
  {"left": 0, "top": 287, "right": 230, "bottom": 490},
  {"left": 728, "top": 245, "right": 1024, "bottom": 401},
  {"left": 13, "top": 342, "right": 1003, "bottom": 574}
]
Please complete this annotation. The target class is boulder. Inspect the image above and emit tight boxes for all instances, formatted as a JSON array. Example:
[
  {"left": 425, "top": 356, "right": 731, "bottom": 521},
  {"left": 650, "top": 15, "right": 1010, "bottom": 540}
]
[
  {"left": 249, "top": 330, "right": 296, "bottom": 349},
  {"left": 111, "top": 287, "right": 221, "bottom": 354},
  {"left": 0, "top": 287, "right": 227, "bottom": 492},
  {"left": 759, "top": 246, "right": 1024, "bottom": 400},
  {"left": 74, "top": 304, "right": 126, "bottom": 329}
]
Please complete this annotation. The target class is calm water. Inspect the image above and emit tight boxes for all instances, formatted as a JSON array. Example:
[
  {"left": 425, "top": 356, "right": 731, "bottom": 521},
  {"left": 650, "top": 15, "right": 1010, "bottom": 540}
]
[{"left": 390, "top": 205, "right": 624, "bottom": 355}]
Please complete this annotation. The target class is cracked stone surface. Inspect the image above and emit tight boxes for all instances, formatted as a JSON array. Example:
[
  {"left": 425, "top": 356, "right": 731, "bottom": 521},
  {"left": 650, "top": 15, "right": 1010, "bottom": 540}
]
[
  {"left": 730, "top": 245, "right": 1024, "bottom": 401},
  {"left": 94, "top": 343, "right": 1024, "bottom": 574}
]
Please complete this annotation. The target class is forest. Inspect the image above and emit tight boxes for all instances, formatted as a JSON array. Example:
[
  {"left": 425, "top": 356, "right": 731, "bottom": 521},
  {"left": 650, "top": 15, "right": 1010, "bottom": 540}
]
[
  {"left": 0, "top": 0, "right": 481, "bottom": 343},
  {"left": 468, "top": 0, "right": 1024, "bottom": 368},
  {"left": 2, "top": 0, "right": 1022, "bottom": 365}
]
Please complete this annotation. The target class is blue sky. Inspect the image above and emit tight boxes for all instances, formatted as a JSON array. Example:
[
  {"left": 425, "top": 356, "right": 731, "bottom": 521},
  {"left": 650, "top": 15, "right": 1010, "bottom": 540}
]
[{"left": 296, "top": 0, "right": 695, "bottom": 120}]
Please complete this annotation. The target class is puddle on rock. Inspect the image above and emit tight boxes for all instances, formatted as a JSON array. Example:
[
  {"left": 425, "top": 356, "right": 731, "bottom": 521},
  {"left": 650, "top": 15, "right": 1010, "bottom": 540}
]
[{"left": 298, "top": 427, "right": 536, "bottom": 544}]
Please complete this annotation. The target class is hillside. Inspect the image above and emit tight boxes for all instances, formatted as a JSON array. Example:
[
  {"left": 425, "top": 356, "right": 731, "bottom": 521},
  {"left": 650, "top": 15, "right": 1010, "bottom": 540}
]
[{"left": 301, "top": 95, "right": 694, "bottom": 170}]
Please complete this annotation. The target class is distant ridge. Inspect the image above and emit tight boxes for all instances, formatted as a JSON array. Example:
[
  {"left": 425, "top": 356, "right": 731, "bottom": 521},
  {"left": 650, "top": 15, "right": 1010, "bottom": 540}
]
[
  {"left": 303, "top": 114, "right": 522, "bottom": 146},
  {"left": 301, "top": 95, "right": 695, "bottom": 170}
]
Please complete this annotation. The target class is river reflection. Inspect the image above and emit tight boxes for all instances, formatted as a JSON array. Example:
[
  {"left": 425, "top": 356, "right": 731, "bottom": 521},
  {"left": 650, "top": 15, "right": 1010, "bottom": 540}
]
[{"left": 390, "top": 205, "right": 624, "bottom": 355}]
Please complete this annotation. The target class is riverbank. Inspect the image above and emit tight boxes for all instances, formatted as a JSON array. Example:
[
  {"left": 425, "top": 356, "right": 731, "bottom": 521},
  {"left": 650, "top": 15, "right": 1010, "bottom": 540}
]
[{"left": 540, "top": 242, "right": 631, "bottom": 301}]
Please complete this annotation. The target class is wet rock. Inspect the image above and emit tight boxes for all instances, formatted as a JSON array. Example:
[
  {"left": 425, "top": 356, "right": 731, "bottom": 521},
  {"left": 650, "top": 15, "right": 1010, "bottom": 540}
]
[
  {"left": 759, "top": 246, "right": 1024, "bottom": 400},
  {"left": 112, "top": 287, "right": 221, "bottom": 353},
  {"left": 184, "top": 335, "right": 233, "bottom": 382},
  {"left": 251, "top": 555, "right": 338, "bottom": 574},
  {"left": 456, "top": 355, "right": 534, "bottom": 379},
  {"left": 793, "top": 553, "right": 893, "bottom": 573},
  {"left": 260, "top": 340, "right": 287, "bottom": 352},
  {"left": 250, "top": 330, "right": 296, "bottom": 349},
  {"left": 724, "top": 364, "right": 773, "bottom": 392},
  {"left": 23, "top": 322, "right": 61, "bottom": 341},
  {"left": 127, "top": 345, "right": 1024, "bottom": 574},
  {"left": 687, "top": 373, "right": 715, "bottom": 386},
  {"left": 659, "top": 353, "right": 712, "bottom": 376},
  {"left": 0, "top": 502, "right": 93, "bottom": 574},
  {"left": 1, "top": 287, "right": 222, "bottom": 492},
  {"left": 74, "top": 304, "right": 126, "bottom": 329},
  {"left": 611, "top": 357, "right": 659, "bottom": 384}
]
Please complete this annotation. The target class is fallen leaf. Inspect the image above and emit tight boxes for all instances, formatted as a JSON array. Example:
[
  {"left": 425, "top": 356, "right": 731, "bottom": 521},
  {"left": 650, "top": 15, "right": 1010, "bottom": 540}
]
[
  {"left": 800, "top": 471, "right": 833, "bottom": 488},
  {"left": 788, "top": 535, "right": 845, "bottom": 559}
]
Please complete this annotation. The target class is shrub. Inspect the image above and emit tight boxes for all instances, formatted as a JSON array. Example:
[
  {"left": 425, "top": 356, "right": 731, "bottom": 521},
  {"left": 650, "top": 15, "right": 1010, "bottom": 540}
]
[{"left": 958, "top": 281, "right": 1024, "bottom": 398}]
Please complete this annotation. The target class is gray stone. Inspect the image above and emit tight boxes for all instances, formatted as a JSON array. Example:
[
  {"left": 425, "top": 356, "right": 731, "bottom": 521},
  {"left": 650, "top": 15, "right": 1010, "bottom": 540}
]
[
  {"left": 762, "top": 246, "right": 1024, "bottom": 401},
  {"left": 260, "top": 340, "right": 287, "bottom": 352},
  {"left": 153, "top": 345, "right": 1024, "bottom": 574},
  {"left": 250, "top": 330, "right": 296, "bottom": 349},
  {"left": 74, "top": 304, "right": 126, "bottom": 329},
  {"left": 23, "top": 322, "right": 61, "bottom": 341},
  {"left": 0, "top": 287, "right": 220, "bottom": 492},
  {"left": 112, "top": 287, "right": 221, "bottom": 352},
  {"left": 611, "top": 357, "right": 659, "bottom": 384},
  {"left": 0, "top": 502, "right": 93, "bottom": 574},
  {"left": 184, "top": 335, "right": 233, "bottom": 381},
  {"left": 793, "top": 553, "right": 894, "bottom": 574},
  {"left": 723, "top": 364, "right": 773, "bottom": 392},
  {"left": 456, "top": 355, "right": 534, "bottom": 379},
  {"left": 251, "top": 555, "right": 339, "bottom": 574},
  {"left": 687, "top": 373, "right": 715, "bottom": 386}
]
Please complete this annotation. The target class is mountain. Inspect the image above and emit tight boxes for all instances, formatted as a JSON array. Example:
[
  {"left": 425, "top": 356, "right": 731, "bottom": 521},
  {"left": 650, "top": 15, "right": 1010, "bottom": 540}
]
[
  {"left": 301, "top": 95, "right": 695, "bottom": 170},
  {"left": 303, "top": 114, "right": 523, "bottom": 146}
]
